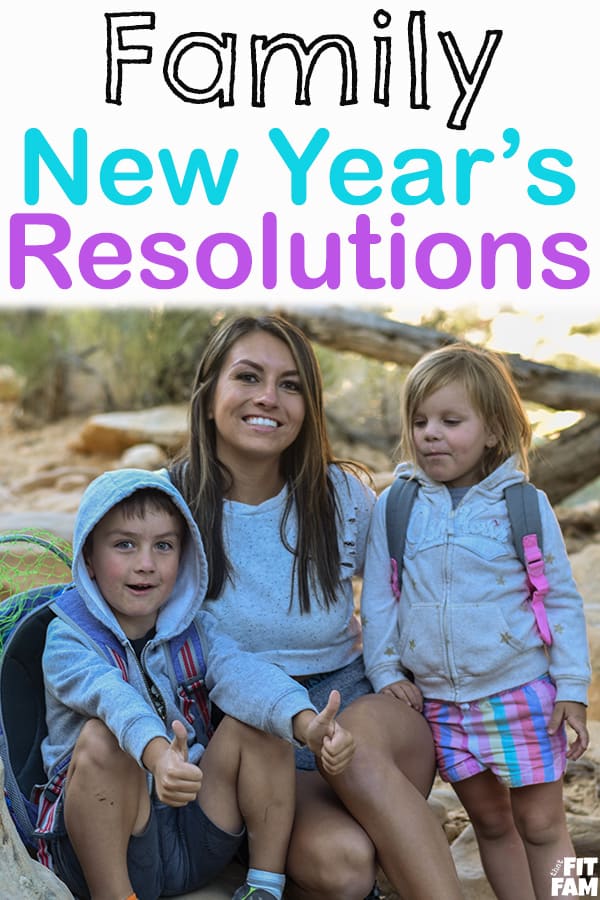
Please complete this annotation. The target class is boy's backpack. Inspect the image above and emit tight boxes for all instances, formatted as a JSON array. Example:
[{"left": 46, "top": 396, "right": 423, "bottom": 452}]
[
  {"left": 0, "top": 532, "right": 213, "bottom": 854},
  {"left": 384, "top": 477, "right": 552, "bottom": 646}
]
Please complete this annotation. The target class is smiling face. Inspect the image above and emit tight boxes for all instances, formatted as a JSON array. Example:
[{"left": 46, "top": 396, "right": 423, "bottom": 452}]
[
  {"left": 209, "top": 330, "right": 306, "bottom": 476},
  {"left": 85, "top": 504, "right": 183, "bottom": 638},
  {"left": 412, "top": 380, "right": 498, "bottom": 488}
]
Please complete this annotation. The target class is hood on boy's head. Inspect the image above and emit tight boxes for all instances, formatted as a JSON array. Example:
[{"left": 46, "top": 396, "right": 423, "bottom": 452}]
[{"left": 72, "top": 468, "right": 208, "bottom": 622}]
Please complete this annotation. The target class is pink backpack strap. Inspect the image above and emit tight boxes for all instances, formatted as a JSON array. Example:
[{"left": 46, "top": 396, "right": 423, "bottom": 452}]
[
  {"left": 505, "top": 482, "right": 553, "bottom": 647},
  {"left": 522, "top": 533, "right": 552, "bottom": 646}
]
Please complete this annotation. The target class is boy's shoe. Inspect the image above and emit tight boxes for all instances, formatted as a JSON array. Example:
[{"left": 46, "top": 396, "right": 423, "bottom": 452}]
[{"left": 231, "top": 885, "right": 278, "bottom": 900}]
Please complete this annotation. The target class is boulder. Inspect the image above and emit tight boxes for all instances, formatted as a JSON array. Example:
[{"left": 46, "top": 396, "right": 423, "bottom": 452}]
[
  {"left": 0, "top": 757, "right": 74, "bottom": 899},
  {"left": 72, "top": 406, "right": 187, "bottom": 456},
  {"left": 569, "top": 542, "right": 600, "bottom": 719},
  {"left": 0, "top": 366, "right": 25, "bottom": 402},
  {"left": 450, "top": 824, "right": 495, "bottom": 900},
  {"left": 116, "top": 442, "right": 168, "bottom": 471},
  {"left": 0, "top": 514, "right": 75, "bottom": 542}
]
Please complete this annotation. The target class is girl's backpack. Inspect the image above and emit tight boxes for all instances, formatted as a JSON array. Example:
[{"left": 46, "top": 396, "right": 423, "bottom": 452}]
[{"left": 384, "top": 477, "right": 552, "bottom": 646}]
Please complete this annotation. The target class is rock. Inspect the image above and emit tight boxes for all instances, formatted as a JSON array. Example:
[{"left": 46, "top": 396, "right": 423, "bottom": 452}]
[
  {"left": 0, "top": 482, "right": 15, "bottom": 505},
  {"left": 570, "top": 543, "right": 600, "bottom": 719},
  {"left": 429, "top": 784, "right": 467, "bottom": 815},
  {"left": 11, "top": 468, "right": 97, "bottom": 495},
  {"left": 566, "top": 811, "right": 600, "bottom": 856},
  {"left": 0, "top": 757, "right": 74, "bottom": 899},
  {"left": 426, "top": 795, "right": 449, "bottom": 826},
  {"left": 585, "top": 721, "right": 600, "bottom": 767},
  {"left": 450, "top": 824, "right": 495, "bottom": 900},
  {"left": 116, "top": 442, "right": 167, "bottom": 471},
  {"left": 72, "top": 406, "right": 187, "bottom": 456},
  {"left": 55, "top": 473, "right": 94, "bottom": 493},
  {"left": 0, "top": 365, "right": 25, "bottom": 402},
  {"left": 584, "top": 628, "right": 599, "bottom": 720},
  {"left": 570, "top": 543, "right": 600, "bottom": 622},
  {"left": 0, "top": 513, "right": 75, "bottom": 542}
]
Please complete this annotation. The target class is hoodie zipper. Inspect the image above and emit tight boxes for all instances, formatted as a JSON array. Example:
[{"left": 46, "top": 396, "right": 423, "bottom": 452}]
[
  {"left": 134, "top": 644, "right": 168, "bottom": 722},
  {"left": 442, "top": 506, "right": 457, "bottom": 698}
]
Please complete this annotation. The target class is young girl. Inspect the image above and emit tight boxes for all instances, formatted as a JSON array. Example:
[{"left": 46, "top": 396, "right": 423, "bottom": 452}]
[
  {"left": 170, "top": 314, "right": 463, "bottom": 900},
  {"left": 361, "top": 342, "right": 591, "bottom": 900}
]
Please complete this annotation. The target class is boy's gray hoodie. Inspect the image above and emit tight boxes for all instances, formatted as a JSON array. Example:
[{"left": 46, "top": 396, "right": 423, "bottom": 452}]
[{"left": 41, "top": 468, "right": 316, "bottom": 780}]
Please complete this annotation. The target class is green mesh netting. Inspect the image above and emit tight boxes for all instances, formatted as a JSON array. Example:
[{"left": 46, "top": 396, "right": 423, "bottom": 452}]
[{"left": 0, "top": 530, "right": 73, "bottom": 654}]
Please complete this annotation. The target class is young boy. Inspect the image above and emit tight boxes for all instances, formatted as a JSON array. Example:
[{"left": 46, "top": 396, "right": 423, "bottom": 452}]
[{"left": 36, "top": 468, "right": 355, "bottom": 900}]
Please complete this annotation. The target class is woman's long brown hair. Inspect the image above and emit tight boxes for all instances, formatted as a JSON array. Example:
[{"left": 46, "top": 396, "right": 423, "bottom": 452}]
[{"left": 170, "top": 314, "right": 365, "bottom": 612}]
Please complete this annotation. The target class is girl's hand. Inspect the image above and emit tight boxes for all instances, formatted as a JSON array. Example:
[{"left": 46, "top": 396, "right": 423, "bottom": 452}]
[
  {"left": 548, "top": 700, "right": 589, "bottom": 760},
  {"left": 380, "top": 679, "right": 424, "bottom": 712}
]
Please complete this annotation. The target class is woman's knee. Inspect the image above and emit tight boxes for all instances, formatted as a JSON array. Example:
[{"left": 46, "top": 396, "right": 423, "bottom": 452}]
[
  {"left": 341, "top": 694, "right": 434, "bottom": 754},
  {"left": 288, "top": 772, "right": 377, "bottom": 899},
  {"left": 288, "top": 821, "right": 375, "bottom": 899},
  {"left": 338, "top": 694, "right": 436, "bottom": 793}
]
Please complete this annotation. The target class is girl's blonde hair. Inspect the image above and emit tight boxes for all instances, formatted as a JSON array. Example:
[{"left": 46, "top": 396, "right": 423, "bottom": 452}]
[{"left": 399, "top": 342, "right": 532, "bottom": 477}]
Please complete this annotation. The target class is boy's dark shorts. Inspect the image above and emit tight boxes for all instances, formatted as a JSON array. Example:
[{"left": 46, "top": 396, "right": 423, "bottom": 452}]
[{"left": 47, "top": 796, "right": 244, "bottom": 900}]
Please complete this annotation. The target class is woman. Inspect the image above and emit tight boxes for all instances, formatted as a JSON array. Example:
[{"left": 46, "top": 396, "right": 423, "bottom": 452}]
[{"left": 170, "top": 314, "right": 461, "bottom": 900}]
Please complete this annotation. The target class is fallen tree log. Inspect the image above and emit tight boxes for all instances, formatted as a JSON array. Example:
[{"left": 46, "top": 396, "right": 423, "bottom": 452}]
[
  {"left": 530, "top": 415, "right": 600, "bottom": 504},
  {"left": 279, "top": 306, "right": 600, "bottom": 414},
  {"left": 362, "top": 415, "right": 600, "bottom": 506},
  {"left": 276, "top": 307, "right": 600, "bottom": 505}
]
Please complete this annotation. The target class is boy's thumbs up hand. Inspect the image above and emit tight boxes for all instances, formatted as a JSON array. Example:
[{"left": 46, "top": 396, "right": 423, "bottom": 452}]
[
  {"left": 303, "top": 690, "right": 355, "bottom": 776},
  {"left": 145, "top": 720, "right": 202, "bottom": 807}
]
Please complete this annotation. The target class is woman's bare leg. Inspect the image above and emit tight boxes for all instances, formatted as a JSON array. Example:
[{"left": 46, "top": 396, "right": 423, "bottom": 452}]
[
  {"left": 325, "top": 694, "right": 463, "bottom": 900},
  {"left": 285, "top": 770, "right": 377, "bottom": 900}
]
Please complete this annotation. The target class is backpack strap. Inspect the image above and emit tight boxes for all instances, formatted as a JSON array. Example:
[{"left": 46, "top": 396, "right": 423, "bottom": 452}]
[
  {"left": 169, "top": 620, "right": 214, "bottom": 743},
  {"left": 504, "top": 482, "right": 552, "bottom": 646},
  {"left": 54, "top": 589, "right": 213, "bottom": 741},
  {"left": 385, "top": 476, "right": 419, "bottom": 601},
  {"left": 385, "top": 477, "right": 553, "bottom": 647},
  {"left": 50, "top": 586, "right": 128, "bottom": 677}
]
